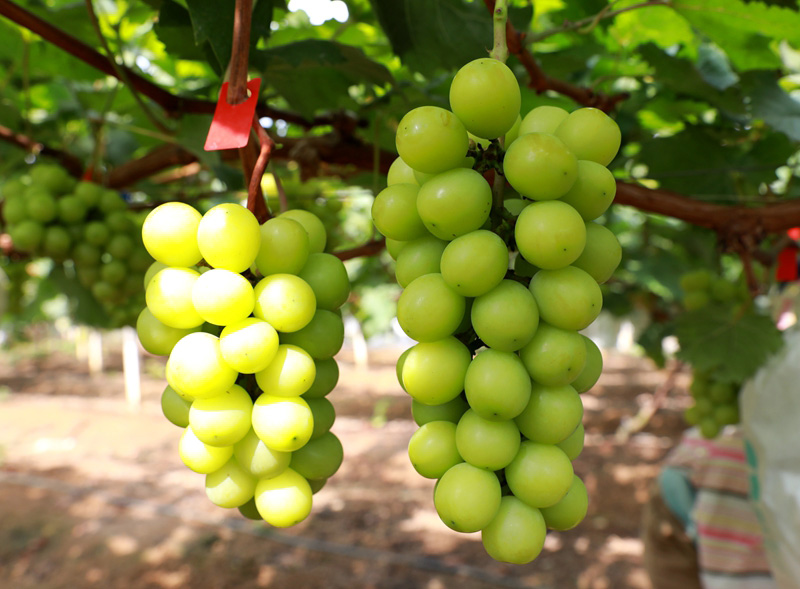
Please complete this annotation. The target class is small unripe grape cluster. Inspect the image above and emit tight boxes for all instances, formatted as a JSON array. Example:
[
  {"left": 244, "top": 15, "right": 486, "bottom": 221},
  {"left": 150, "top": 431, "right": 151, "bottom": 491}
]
[
  {"left": 683, "top": 370, "right": 740, "bottom": 439},
  {"left": 678, "top": 269, "right": 748, "bottom": 437},
  {"left": 1, "top": 163, "right": 152, "bottom": 326},
  {"left": 138, "top": 201, "right": 350, "bottom": 527},
  {"left": 374, "top": 57, "right": 621, "bottom": 564}
]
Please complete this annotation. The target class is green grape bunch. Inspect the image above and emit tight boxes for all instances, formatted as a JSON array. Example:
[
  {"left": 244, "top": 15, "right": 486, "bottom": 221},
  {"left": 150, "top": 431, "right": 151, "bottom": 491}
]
[
  {"left": 677, "top": 269, "right": 750, "bottom": 438},
  {"left": 1, "top": 162, "right": 152, "bottom": 327},
  {"left": 373, "top": 57, "right": 622, "bottom": 564},
  {"left": 138, "top": 201, "right": 350, "bottom": 527}
]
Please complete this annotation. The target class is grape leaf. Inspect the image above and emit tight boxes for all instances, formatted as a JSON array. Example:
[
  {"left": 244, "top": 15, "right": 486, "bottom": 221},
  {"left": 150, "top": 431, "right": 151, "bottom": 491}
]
[
  {"left": 671, "top": 0, "right": 800, "bottom": 70},
  {"left": 252, "top": 40, "right": 394, "bottom": 116},
  {"left": 742, "top": 71, "right": 800, "bottom": 142},
  {"left": 368, "top": 0, "right": 492, "bottom": 75},
  {"left": 675, "top": 306, "right": 784, "bottom": 383},
  {"left": 696, "top": 43, "right": 739, "bottom": 91}
]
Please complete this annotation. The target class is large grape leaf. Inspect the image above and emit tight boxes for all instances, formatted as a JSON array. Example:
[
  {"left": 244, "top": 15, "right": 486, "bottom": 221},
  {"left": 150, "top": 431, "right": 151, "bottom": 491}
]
[
  {"left": 252, "top": 40, "right": 394, "bottom": 116},
  {"left": 675, "top": 306, "right": 784, "bottom": 383},
  {"left": 742, "top": 71, "right": 800, "bottom": 142},
  {"left": 367, "top": 0, "right": 497, "bottom": 75},
  {"left": 671, "top": 0, "right": 800, "bottom": 70}
]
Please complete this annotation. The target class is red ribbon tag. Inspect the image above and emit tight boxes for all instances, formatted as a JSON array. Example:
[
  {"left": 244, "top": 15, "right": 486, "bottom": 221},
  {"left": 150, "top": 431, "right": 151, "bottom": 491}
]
[
  {"left": 204, "top": 78, "right": 261, "bottom": 151},
  {"left": 776, "top": 246, "right": 799, "bottom": 282}
]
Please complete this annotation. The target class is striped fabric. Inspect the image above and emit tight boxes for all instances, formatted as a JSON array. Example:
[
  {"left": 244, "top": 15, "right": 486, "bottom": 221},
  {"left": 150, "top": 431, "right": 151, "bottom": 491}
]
[{"left": 660, "top": 427, "right": 777, "bottom": 588}]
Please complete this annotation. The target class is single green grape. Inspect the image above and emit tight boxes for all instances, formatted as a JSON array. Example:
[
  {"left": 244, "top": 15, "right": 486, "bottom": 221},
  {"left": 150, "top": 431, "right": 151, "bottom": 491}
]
[
  {"left": 280, "top": 209, "right": 327, "bottom": 254},
  {"left": 371, "top": 183, "right": 428, "bottom": 242},
  {"left": 557, "top": 423, "right": 585, "bottom": 461},
  {"left": 395, "top": 106, "right": 469, "bottom": 174},
  {"left": 471, "top": 280, "right": 539, "bottom": 352},
  {"left": 434, "top": 462, "right": 502, "bottom": 533},
  {"left": 416, "top": 168, "right": 492, "bottom": 240},
  {"left": 572, "top": 336, "right": 603, "bottom": 393},
  {"left": 539, "top": 475, "right": 588, "bottom": 531},
  {"left": 449, "top": 58, "right": 521, "bottom": 140},
  {"left": 519, "top": 323, "right": 587, "bottom": 386},
  {"left": 455, "top": 410, "right": 521, "bottom": 471},
  {"left": 394, "top": 235, "right": 447, "bottom": 288},
  {"left": 136, "top": 307, "right": 200, "bottom": 356},
  {"left": 166, "top": 332, "right": 238, "bottom": 399},
  {"left": 191, "top": 268, "right": 255, "bottom": 326},
  {"left": 554, "top": 107, "right": 621, "bottom": 166},
  {"left": 440, "top": 230, "right": 509, "bottom": 297},
  {"left": 482, "top": 496, "right": 547, "bottom": 564},
  {"left": 572, "top": 222, "right": 622, "bottom": 284},
  {"left": 518, "top": 105, "right": 570, "bottom": 136},
  {"left": 396, "top": 274, "right": 465, "bottom": 342},
  {"left": 307, "top": 397, "right": 336, "bottom": 439},
  {"left": 179, "top": 425, "right": 234, "bottom": 474},
  {"left": 205, "top": 457, "right": 257, "bottom": 508},
  {"left": 407, "top": 421, "right": 462, "bottom": 479},
  {"left": 385, "top": 238, "right": 408, "bottom": 260},
  {"left": 529, "top": 267, "right": 602, "bottom": 331},
  {"left": 253, "top": 274, "right": 316, "bottom": 333},
  {"left": 219, "top": 317, "right": 280, "bottom": 374},
  {"left": 252, "top": 394, "right": 314, "bottom": 452},
  {"left": 503, "top": 133, "right": 578, "bottom": 200},
  {"left": 160, "top": 385, "right": 192, "bottom": 427},
  {"left": 255, "top": 217, "right": 310, "bottom": 276},
  {"left": 515, "top": 201, "right": 586, "bottom": 270},
  {"left": 401, "top": 337, "right": 471, "bottom": 406},
  {"left": 143, "top": 260, "right": 168, "bottom": 289},
  {"left": 515, "top": 383, "right": 584, "bottom": 445},
  {"left": 290, "top": 431, "right": 344, "bottom": 480},
  {"left": 464, "top": 348, "right": 532, "bottom": 421},
  {"left": 505, "top": 441, "right": 574, "bottom": 508},
  {"left": 411, "top": 396, "right": 469, "bottom": 426},
  {"left": 197, "top": 203, "right": 261, "bottom": 272},
  {"left": 387, "top": 157, "right": 419, "bottom": 186},
  {"left": 254, "top": 467, "right": 313, "bottom": 527},
  {"left": 189, "top": 384, "right": 253, "bottom": 447},
  {"left": 281, "top": 309, "right": 344, "bottom": 360},
  {"left": 558, "top": 160, "right": 616, "bottom": 221},
  {"left": 302, "top": 357, "right": 340, "bottom": 399},
  {"left": 233, "top": 428, "right": 291, "bottom": 479},
  {"left": 145, "top": 267, "right": 204, "bottom": 329},
  {"left": 255, "top": 344, "right": 316, "bottom": 397},
  {"left": 297, "top": 253, "right": 351, "bottom": 311}
]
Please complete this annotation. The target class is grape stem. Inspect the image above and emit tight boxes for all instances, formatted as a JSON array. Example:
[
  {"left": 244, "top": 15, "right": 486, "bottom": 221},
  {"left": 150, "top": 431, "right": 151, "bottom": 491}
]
[{"left": 490, "top": 0, "right": 509, "bottom": 63}]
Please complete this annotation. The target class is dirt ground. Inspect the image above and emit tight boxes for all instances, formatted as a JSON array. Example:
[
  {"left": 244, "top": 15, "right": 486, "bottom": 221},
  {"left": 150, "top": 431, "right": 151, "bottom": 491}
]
[{"left": 0, "top": 335, "right": 693, "bottom": 589}]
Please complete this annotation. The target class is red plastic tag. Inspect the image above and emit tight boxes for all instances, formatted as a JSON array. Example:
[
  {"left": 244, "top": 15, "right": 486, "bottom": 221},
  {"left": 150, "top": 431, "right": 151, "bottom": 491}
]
[
  {"left": 776, "top": 246, "right": 799, "bottom": 282},
  {"left": 204, "top": 78, "right": 261, "bottom": 151}
]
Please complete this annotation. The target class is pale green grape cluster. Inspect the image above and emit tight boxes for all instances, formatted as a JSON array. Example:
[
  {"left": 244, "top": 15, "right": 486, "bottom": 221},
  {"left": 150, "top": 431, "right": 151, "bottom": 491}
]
[
  {"left": 375, "top": 57, "right": 622, "bottom": 564},
  {"left": 0, "top": 162, "right": 152, "bottom": 326},
  {"left": 679, "top": 269, "right": 748, "bottom": 437},
  {"left": 137, "top": 201, "right": 350, "bottom": 527}
]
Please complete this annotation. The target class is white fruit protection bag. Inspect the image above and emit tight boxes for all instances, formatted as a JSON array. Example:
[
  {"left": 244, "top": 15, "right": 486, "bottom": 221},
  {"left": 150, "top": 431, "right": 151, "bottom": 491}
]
[{"left": 740, "top": 327, "right": 800, "bottom": 588}]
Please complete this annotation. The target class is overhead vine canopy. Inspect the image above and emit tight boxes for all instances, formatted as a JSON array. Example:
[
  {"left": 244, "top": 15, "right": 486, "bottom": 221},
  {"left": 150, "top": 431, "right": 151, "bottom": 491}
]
[{"left": 2, "top": 0, "right": 800, "bottom": 330}]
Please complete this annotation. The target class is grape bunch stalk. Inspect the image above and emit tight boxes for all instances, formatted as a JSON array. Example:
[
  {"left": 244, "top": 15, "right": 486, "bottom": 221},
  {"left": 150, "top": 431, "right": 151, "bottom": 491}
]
[
  {"left": 137, "top": 202, "right": 350, "bottom": 526},
  {"left": 372, "top": 57, "right": 622, "bottom": 564}
]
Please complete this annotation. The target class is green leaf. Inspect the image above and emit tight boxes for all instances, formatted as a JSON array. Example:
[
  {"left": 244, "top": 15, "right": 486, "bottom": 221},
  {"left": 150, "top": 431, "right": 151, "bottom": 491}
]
[
  {"left": 696, "top": 43, "right": 739, "bottom": 90},
  {"left": 671, "top": 0, "right": 800, "bottom": 70},
  {"left": 154, "top": 0, "right": 207, "bottom": 61},
  {"left": 742, "top": 71, "right": 800, "bottom": 141},
  {"left": 637, "top": 44, "right": 745, "bottom": 115},
  {"left": 368, "top": 0, "right": 492, "bottom": 75},
  {"left": 675, "top": 306, "right": 784, "bottom": 383},
  {"left": 253, "top": 39, "right": 394, "bottom": 116}
]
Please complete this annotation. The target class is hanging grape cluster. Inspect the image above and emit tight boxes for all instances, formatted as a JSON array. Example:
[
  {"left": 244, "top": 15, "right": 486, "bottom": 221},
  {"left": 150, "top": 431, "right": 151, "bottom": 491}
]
[
  {"left": 138, "top": 201, "right": 350, "bottom": 526},
  {"left": 372, "top": 57, "right": 622, "bottom": 564},
  {"left": 679, "top": 269, "right": 749, "bottom": 438},
  {"left": 1, "top": 162, "right": 152, "bottom": 326}
]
